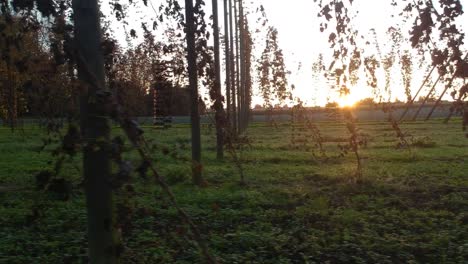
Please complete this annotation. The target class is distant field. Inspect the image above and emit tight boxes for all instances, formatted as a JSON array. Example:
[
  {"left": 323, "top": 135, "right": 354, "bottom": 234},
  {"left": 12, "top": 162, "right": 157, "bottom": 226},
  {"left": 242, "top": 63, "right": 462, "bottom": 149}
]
[
  {"left": 0, "top": 119, "right": 467, "bottom": 263},
  {"left": 4, "top": 103, "right": 460, "bottom": 126}
]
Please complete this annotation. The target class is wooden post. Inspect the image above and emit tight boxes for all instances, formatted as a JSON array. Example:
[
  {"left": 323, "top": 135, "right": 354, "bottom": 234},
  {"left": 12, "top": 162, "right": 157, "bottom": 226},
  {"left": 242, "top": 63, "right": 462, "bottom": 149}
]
[
  {"left": 399, "top": 65, "right": 436, "bottom": 121},
  {"left": 184, "top": 0, "right": 204, "bottom": 185},
  {"left": 73, "top": 0, "right": 117, "bottom": 262},
  {"left": 228, "top": 0, "right": 237, "bottom": 134},
  {"left": 411, "top": 75, "right": 441, "bottom": 121},
  {"left": 239, "top": 0, "right": 247, "bottom": 133},
  {"left": 212, "top": 0, "right": 224, "bottom": 160},
  {"left": 223, "top": 0, "right": 231, "bottom": 128}
]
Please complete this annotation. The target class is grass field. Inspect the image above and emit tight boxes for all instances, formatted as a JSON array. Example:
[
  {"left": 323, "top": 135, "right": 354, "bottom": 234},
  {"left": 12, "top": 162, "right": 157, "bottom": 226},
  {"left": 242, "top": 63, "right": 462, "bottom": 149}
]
[{"left": 0, "top": 119, "right": 467, "bottom": 263}]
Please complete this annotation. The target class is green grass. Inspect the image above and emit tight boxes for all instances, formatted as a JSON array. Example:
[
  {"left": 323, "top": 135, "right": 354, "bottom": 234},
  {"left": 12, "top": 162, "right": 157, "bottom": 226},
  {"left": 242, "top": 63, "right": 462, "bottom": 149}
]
[{"left": 0, "top": 119, "right": 467, "bottom": 263}]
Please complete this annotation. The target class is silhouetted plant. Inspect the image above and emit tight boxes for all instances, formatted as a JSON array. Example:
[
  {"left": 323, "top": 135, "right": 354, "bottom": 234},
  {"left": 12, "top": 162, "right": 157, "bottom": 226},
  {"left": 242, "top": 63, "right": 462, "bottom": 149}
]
[
  {"left": 224, "top": 130, "right": 251, "bottom": 186},
  {"left": 382, "top": 104, "right": 413, "bottom": 154},
  {"left": 315, "top": 0, "right": 467, "bottom": 133},
  {"left": 290, "top": 101, "right": 327, "bottom": 159},
  {"left": 257, "top": 25, "right": 291, "bottom": 126},
  {"left": 340, "top": 110, "right": 367, "bottom": 182}
]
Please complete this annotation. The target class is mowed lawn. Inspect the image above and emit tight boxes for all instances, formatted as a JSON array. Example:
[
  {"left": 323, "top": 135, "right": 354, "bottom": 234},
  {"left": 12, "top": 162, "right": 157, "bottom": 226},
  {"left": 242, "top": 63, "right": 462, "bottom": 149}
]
[{"left": 0, "top": 118, "right": 467, "bottom": 263}]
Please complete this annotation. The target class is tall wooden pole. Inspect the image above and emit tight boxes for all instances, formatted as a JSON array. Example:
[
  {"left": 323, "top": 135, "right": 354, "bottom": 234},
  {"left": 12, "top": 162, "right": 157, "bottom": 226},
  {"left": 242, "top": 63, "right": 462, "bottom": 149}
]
[
  {"left": 425, "top": 74, "right": 457, "bottom": 121},
  {"left": 223, "top": 0, "right": 231, "bottom": 128},
  {"left": 212, "top": 0, "right": 224, "bottom": 160},
  {"left": 411, "top": 75, "right": 441, "bottom": 121},
  {"left": 399, "top": 65, "right": 436, "bottom": 121},
  {"left": 185, "top": 0, "right": 203, "bottom": 185},
  {"left": 73, "top": 0, "right": 117, "bottom": 262},
  {"left": 239, "top": 0, "right": 246, "bottom": 133},
  {"left": 228, "top": 0, "right": 237, "bottom": 134},
  {"left": 234, "top": 0, "right": 241, "bottom": 133}
]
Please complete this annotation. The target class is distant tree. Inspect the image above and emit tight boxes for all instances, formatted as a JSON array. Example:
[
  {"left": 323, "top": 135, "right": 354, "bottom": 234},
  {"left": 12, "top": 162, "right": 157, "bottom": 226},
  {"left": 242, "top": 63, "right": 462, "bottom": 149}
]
[
  {"left": 0, "top": 17, "right": 25, "bottom": 127},
  {"left": 0, "top": 16, "right": 72, "bottom": 127},
  {"left": 162, "top": 27, "right": 188, "bottom": 87},
  {"left": 356, "top": 97, "right": 376, "bottom": 106},
  {"left": 325, "top": 101, "right": 339, "bottom": 108},
  {"left": 348, "top": 49, "right": 362, "bottom": 87},
  {"left": 258, "top": 26, "right": 290, "bottom": 107},
  {"left": 109, "top": 39, "right": 157, "bottom": 116},
  {"left": 418, "top": 95, "right": 436, "bottom": 103},
  {"left": 107, "top": 26, "right": 192, "bottom": 118},
  {"left": 254, "top": 104, "right": 263, "bottom": 110},
  {"left": 363, "top": 55, "right": 380, "bottom": 98},
  {"left": 382, "top": 51, "right": 395, "bottom": 101},
  {"left": 258, "top": 37, "right": 272, "bottom": 107},
  {"left": 387, "top": 27, "right": 413, "bottom": 103},
  {"left": 400, "top": 50, "right": 413, "bottom": 103},
  {"left": 311, "top": 53, "right": 326, "bottom": 105}
]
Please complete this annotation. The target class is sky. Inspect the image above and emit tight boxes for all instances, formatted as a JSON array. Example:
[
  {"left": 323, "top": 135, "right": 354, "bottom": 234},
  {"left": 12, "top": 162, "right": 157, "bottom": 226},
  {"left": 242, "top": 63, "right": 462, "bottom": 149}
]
[
  {"left": 102, "top": 0, "right": 468, "bottom": 107},
  {"left": 255, "top": 0, "right": 468, "bottom": 106}
]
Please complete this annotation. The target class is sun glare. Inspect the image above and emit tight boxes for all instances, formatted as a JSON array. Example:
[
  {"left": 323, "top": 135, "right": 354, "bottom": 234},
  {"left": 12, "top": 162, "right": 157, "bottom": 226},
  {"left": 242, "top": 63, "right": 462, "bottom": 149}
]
[{"left": 337, "top": 94, "right": 357, "bottom": 108}]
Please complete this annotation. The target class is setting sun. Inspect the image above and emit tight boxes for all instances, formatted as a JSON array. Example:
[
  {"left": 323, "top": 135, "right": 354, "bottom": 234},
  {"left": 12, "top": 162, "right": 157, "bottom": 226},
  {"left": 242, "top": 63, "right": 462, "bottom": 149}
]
[{"left": 337, "top": 95, "right": 357, "bottom": 108}]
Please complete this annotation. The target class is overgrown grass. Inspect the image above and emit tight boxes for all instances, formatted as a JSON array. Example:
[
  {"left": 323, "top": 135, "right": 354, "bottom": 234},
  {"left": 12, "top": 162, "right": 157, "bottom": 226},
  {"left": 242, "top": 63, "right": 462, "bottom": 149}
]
[{"left": 0, "top": 119, "right": 467, "bottom": 263}]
